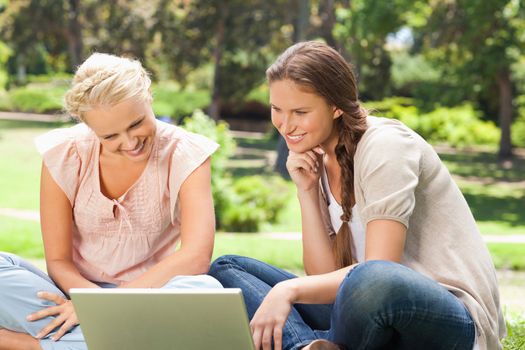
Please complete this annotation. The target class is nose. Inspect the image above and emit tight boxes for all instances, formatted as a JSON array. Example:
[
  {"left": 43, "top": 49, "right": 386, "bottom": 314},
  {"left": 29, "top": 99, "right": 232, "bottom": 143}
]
[
  {"left": 280, "top": 113, "right": 295, "bottom": 134},
  {"left": 121, "top": 132, "right": 138, "bottom": 149}
]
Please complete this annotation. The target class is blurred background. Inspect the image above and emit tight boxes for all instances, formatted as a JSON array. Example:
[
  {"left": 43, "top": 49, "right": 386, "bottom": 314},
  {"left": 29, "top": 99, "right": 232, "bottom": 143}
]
[{"left": 0, "top": 1, "right": 524, "bottom": 346}]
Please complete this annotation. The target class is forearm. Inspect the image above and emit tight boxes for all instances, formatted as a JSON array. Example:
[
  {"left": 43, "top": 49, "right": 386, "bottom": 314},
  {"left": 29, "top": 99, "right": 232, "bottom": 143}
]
[
  {"left": 281, "top": 264, "right": 357, "bottom": 305},
  {"left": 298, "top": 188, "right": 337, "bottom": 274},
  {"left": 47, "top": 259, "right": 99, "bottom": 294},
  {"left": 121, "top": 248, "right": 211, "bottom": 288}
]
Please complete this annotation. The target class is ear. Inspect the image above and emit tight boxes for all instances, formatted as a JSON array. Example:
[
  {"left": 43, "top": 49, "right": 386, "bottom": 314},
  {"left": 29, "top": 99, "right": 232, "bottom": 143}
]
[{"left": 333, "top": 108, "right": 343, "bottom": 120}]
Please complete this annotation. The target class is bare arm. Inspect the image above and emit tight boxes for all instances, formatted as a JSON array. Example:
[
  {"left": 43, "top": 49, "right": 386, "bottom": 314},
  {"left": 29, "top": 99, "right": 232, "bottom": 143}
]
[
  {"left": 121, "top": 157, "right": 215, "bottom": 288},
  {"left": 40, "top": 163, "right": 99, "bottom": 292},
  {"left": 286, "top": 150, "right": 336, "bottom": 275},
  {"left": 250, "top": 219, "right": 406, "bottom": 350}
]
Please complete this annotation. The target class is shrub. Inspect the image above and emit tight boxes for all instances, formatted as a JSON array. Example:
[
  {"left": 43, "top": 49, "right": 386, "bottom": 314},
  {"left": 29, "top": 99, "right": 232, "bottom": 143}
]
[
  {"left": 511, "top": 110, "right": 525, "bottom": 148},
  {"left": 6, "top": 87, "right": 65, "bottom": 113},
  {"left": 221, "top": 175, "right": 291, "bottom": 232},
  {"left": 367, "top": 98, "right": 500, "bottom": 147},
  {"left": 152, "top": 83, "right": 210, "bottom": 120},
  {"left": 181, "top": 110, "right": 236, "bottom": 228}
]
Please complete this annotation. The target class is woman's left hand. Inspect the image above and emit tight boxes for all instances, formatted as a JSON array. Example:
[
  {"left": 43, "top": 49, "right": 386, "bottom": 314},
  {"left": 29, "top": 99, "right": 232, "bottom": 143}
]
[
  {"left": 250, "top": 282, "right": 296, "bottom": 350},
  {"left": 27, "top": 291, "right": 79, "bottom": 341}
]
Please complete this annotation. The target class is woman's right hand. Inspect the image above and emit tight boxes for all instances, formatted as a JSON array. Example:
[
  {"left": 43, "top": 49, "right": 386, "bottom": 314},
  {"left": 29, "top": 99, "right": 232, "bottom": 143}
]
[{"left": 286, "top": 148, "right": 324, "bottom": 192}]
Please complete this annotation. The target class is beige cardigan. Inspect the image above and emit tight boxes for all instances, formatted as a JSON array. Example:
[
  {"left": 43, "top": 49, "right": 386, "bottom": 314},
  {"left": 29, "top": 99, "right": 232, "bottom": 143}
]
[{"left": 318, "top": 116, "right": 506, "bottom": 350}]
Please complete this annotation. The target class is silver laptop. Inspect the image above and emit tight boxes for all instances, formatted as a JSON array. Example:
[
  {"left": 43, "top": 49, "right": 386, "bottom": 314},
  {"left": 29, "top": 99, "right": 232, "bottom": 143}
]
[{"left": 70, "top": 288, "right": 255, "bottom": 350}]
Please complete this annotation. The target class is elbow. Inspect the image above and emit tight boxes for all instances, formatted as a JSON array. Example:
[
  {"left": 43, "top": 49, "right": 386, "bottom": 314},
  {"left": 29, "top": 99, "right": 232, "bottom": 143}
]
[{"left": 187, "top": 253, "right": 212, "bottom": 275}]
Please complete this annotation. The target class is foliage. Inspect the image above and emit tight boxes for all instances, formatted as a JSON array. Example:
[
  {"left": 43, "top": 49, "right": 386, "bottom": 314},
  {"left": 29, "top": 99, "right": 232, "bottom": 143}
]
[
  {"left": 511, "top": 111, "right": 525, "bottom": 148},
  {"left": 503, "top": 315, "right": 525, "bottom": 350},
  {"left": 0, "top": 86, "right": 65, "bottom": 113},
  {"left": 0, "top": 40, "right": 11, "bottom": 89},
  {"left": 152, "top": 83, "right": 210, "bottom": 120},
  {"left": 180, "top": 109, "right": 236, "bottom": 229},
  {"left": 221, "top": 175, "right": 290, "bottom": 232},
  {"left": 365, "top": 98, "right": 500, "bottom": 147}
]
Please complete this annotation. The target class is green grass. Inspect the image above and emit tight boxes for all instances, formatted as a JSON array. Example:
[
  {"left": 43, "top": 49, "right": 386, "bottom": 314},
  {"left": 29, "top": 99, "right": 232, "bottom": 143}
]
[
  {"left": 0, "top": 120, "right": 64, "bottom": 210},
  {"left": 503, "top": 315, "right": 525, "bottom": 350},
  {"left": 0, "top": 217, "right": 43, "bottom": 258}
]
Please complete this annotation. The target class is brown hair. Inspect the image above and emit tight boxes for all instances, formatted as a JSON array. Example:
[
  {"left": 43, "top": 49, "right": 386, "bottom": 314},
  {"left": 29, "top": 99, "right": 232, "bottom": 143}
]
[{"left": 266, "top": 41, "right": 368, "bottom": 268}]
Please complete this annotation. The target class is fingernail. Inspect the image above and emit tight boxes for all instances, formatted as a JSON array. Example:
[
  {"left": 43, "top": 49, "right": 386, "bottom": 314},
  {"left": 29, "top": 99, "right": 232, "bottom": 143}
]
[{"left": 35, "top": 333, "right": 42, "bottom": 339}]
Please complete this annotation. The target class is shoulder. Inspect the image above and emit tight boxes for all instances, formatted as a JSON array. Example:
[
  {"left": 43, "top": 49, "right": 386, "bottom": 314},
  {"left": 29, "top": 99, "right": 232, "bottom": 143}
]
[
  {"left": 355, "top": 116, "right": 423, "bottom": 162},
  {"left": 155, "top": 120, "right": 219, "bottom": 159},
  {"left": 34, "top": 122, "right": 96, "bottom": 156}
]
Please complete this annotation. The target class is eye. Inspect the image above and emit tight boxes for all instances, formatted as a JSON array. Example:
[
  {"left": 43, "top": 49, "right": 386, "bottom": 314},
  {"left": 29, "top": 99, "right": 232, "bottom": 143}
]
[
  {"left": 103, "top": 134, "right": 117, "bottom": 140},
  {"left": 130, "top": 119, "right": 143, "bottom": 129},
  {"left": 271, "top": 106, "right": 281, "bottom": 112},
  {"left": 295, "top": 110, "right": 307, "bottom": 115}
]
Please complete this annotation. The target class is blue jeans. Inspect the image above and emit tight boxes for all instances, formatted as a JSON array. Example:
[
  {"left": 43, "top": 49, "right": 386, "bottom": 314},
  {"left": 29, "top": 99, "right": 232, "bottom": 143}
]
[
  {"left": 209, "top": 255, "right": 476, "bottom": 350},
  {"left": 0, "top": 252, "right": 222, "bottom": 350}
]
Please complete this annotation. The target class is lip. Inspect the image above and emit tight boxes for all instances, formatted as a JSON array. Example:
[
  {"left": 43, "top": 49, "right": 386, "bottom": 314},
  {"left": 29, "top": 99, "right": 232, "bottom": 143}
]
[
  {"left": 122, "top": 139, "right": 146, "bottom": 157},
  {"left": 285, "top": 133, "right": 306, "bottom": 144}
]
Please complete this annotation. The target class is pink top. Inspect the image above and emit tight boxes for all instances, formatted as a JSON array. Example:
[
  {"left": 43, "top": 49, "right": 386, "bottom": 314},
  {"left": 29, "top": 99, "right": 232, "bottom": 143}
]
[{"left": 34, "top": 120, "right": 218, "bottom": 285}]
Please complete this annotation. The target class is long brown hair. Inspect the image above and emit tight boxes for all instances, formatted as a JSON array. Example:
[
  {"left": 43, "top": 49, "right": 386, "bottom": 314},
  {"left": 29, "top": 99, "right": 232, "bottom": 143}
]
[{"left": 266, "top": 41, "right": 368, "bottom": 268}]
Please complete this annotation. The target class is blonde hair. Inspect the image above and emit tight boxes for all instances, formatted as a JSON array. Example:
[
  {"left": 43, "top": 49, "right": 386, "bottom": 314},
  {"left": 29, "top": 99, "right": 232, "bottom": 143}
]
[{"left": 64, "top": 53, "right": 152, "bottom": 121}]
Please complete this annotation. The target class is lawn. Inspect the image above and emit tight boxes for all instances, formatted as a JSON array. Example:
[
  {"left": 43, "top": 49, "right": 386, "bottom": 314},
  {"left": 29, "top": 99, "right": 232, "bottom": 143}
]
[{"left": 0, "top": 119, "right": 524, "bottom": 348}]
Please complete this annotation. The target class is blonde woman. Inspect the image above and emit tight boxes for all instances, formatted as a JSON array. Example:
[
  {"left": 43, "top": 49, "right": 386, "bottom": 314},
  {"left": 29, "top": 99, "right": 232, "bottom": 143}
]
[
  {"left": 209, "top": 41, "right": 505, "bottom": 350},
  {"left": 0, "top": 53, "right": 221, "bottom": 350}
]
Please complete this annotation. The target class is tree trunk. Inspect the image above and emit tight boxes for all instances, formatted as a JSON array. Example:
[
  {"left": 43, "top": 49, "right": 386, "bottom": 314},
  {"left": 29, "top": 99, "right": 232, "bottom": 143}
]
[
  {"left": 66, "top": 0, "right": 83, "bottom": 70},
  {"left": 496, "top": 67, "right": 513, "bottom": 161},
  {"left": 275, "top": 0, "right": 310, "bottom": 178},
  {"left": 209, "top": 6, "right": 227, "bottom": 120},
  {"left": 293, "top": 0, "right": 310, "bottom": 42},
  {"left": 318, "top": 0, "right": 336, "bottom": 48}
]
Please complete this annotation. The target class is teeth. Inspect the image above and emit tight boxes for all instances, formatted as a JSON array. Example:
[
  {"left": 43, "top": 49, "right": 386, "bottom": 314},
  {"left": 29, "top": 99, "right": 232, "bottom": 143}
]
[{"left": 288, "top": 134, "right": 304, "bottom": 140}]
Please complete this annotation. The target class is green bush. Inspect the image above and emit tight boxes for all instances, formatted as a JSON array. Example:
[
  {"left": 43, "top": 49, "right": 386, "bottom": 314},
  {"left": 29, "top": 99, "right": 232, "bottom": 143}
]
[
  {"left": 181, "top": 110, "right": 236, "bottom": 229},
  {"left": 4, "top": 87, "right": 65, "bottom": 113},
  {"left": 222, "top": 175, "right": 291, "bottom": 232},
  {"left": 511, "top": 110, "right": 525, "bottom": 148},
  {"left": 152, "top": 83, "right": 210, "bottom": 119},
  {"left": 367, "top": 98, "right": 500, "bottom": 147}
]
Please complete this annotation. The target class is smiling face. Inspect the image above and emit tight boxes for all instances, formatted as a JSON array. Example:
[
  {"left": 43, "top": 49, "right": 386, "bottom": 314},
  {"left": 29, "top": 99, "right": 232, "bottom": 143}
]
[
  {"left": 83, "top": 97, "right": 157, "bottom": 163},
  {"left": 270, "top": 79, "right": 341, "bottom": 153}
]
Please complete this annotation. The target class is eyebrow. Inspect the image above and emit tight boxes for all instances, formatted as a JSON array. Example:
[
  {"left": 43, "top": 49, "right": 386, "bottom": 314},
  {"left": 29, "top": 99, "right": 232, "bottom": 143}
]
[
  {"left": 101, "top": 115, "right": 145, "bottom": 139},
  {"left": 270, "top": 103, "right": 310, "bottom": 111}
]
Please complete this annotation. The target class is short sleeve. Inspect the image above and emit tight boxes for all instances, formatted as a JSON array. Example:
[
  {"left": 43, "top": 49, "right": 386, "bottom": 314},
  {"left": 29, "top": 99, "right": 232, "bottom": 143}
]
[
  {"left": 34, "top": 124, "right": 89, "bottom": 205},
  {"left": 168, "top": 128, "right": 219, "bottom": 222},
  {"left": 355, "top": 125, "right": 421, "bottom": 228}
]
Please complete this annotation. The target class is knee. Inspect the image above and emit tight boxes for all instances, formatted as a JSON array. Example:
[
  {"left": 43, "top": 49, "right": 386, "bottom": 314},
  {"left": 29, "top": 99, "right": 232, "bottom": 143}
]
[
  {"left": 0, "top": 252, "right": 19, "bottom": 267},
  {"left": 209, "top": 255, "right": 243, "bottom": 277},
  {"left": 338, "top": 261, "right": 415, "bottom": 313}
]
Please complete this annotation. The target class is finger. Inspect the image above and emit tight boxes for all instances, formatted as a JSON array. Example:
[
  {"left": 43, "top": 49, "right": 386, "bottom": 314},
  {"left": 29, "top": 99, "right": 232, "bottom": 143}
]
[
  {"left": 251, "top": 326, "right": 262, "bottom": 350},
  {"left": 261, "top": 325, "right": 273, "bottom": 350},
  {"left": 36, "top": 314, "right": 65, "bottom": 339},
  {"left": 273, "top": 326, "right": 283, "bottom": 350},
  {"left": 313, "top": 146, "right": 325, "bottom": 155},
  {"left": 287, "top": 156, "right": 316, "bottom": 173},
  {"left": 27, "top": 305, "right": 61, "bottom": 321},
  {"left": 37, "top": 291, "right": 66, "bottom": 305},
  {"left": 303, "top": 151, "right": 320, "bottom": 168},
  {"left": 51, "top": 318, "right": 75, "bottom": 341}
]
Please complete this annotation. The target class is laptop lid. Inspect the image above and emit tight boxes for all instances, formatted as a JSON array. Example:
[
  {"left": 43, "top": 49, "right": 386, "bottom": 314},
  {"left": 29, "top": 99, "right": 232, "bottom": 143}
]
[{"left": 70, "top": 288, "right": 255, "bottom": 350}]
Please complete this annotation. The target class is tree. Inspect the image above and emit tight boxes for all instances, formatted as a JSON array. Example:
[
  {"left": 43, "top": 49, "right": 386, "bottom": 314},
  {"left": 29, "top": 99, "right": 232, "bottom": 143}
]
[{"left": 415, "top": 0, "right": 525, "bottom": 160}]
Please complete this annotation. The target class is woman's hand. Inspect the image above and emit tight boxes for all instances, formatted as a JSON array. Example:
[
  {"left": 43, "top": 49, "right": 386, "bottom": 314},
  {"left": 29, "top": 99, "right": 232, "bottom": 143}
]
[
  {"left": 27, "top": 291, "right": 79, "bottom": 341},
  {"left": 286, "top": 147, "right": 324, "bottom": 192},
  {"left": 250, "top": 282, "right": 296, "bottom": 350}
]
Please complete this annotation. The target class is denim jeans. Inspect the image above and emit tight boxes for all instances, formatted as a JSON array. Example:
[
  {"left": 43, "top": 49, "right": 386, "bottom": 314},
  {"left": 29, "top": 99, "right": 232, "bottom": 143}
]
[
  {"left": 209, "top": 255, "right": 476, "bottom": 350},
  {"left": 0, "top": 252, "right": 222, "bottom": 350}
]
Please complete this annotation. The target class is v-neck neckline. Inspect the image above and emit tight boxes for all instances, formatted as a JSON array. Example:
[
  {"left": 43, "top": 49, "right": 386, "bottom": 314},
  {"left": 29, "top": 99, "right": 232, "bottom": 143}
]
[{"left": 93, "top": 136, "right": 157, "bottom": 203}]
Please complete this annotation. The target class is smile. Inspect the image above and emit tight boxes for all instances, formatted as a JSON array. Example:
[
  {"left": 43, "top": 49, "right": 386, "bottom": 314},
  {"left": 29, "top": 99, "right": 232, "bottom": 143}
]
[
  {"left": 123, "top": 140, "right": 145, "bottom": 156},
  {"left": 286, "top": 133, "right": 306, "bottom": 143}
]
